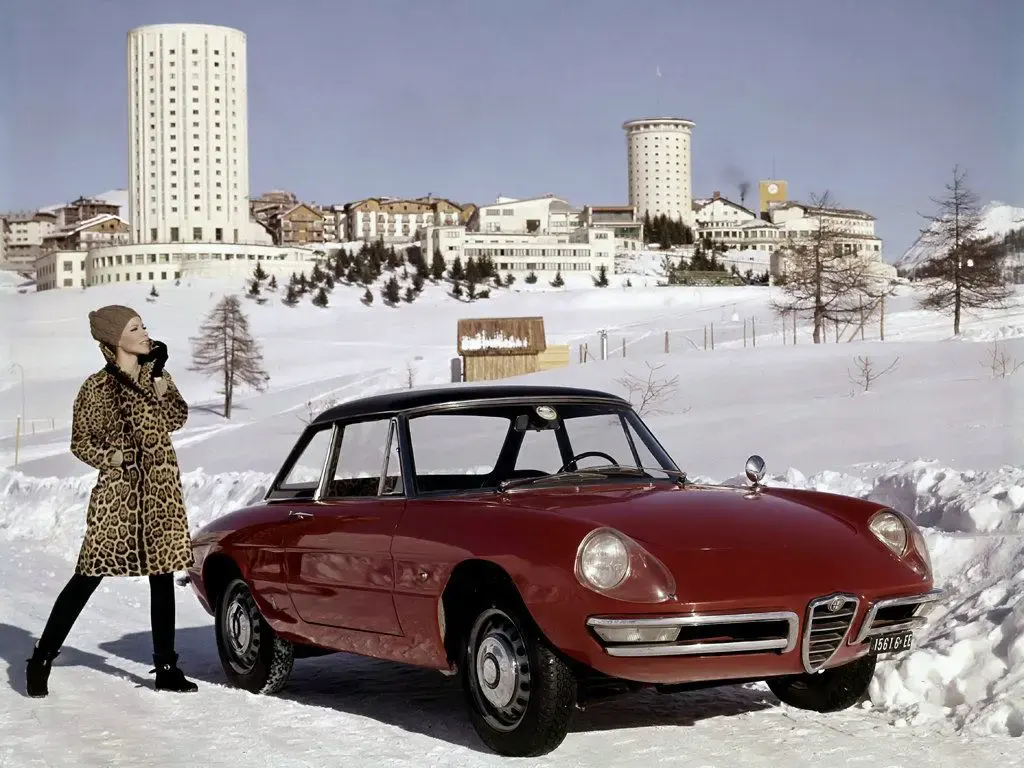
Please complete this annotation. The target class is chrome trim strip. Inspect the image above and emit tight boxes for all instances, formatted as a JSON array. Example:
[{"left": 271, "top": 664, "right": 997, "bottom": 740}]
[
  {"left": 313, "top": 423, "right": 342, "bottom": 502},
  {"left": 801, "top": 593, "right": 859, "bottom": 674},
  {"left": 606, "top": 638, "right": 790, "bottom": 657},
  {"left": 587, "top": 610, "right": 800, "bottom": 656},
  {"left": 850, "top": 588, "right": 944, "bottom": 645}
]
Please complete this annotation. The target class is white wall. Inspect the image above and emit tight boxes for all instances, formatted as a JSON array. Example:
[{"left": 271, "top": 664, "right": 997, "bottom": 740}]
[
  {"left": 128, "top": 24, "right": 250, "bottom": 246},
  {"left": 431, "top": 227, "right": 613, "bottom": 277},
  {"left": 86, "top": 242, "right": 316, "bottom": 286},
  {"left": 694, "top": 198, "right": 756, "bottom": 227},
  {"left": 476, "top": 197, "right": 574, "bottom": 234}
]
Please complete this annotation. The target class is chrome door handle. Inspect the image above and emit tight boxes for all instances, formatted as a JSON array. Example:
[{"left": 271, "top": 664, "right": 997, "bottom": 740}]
[{"left": 288, "top": 510, "right": 314, "bottom": 520}]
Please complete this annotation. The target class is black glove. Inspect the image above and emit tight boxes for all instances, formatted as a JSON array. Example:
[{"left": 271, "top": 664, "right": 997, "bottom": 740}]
[{"left": 148, "top": 339, "right": 169, "bottom": 377}]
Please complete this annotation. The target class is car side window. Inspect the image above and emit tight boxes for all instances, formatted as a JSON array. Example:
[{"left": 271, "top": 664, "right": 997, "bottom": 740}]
[
  {"left": 328, "top": 418, "right": 403, "bottom": 498},
  {"left": 276, "top": 426, "right": 333, "bottom": 498}
]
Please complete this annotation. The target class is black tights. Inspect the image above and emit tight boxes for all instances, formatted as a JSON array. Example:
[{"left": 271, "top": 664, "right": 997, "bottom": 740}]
[{"left": 36, "top": 572, "right": 176, "bottom": 658}]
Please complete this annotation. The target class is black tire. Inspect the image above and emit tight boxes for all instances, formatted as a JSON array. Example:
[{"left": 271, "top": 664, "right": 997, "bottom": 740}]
[
  {"left": 215, "top": 577, "right": 294, "bottom": 694},
  {"left": 461, "top": 604, "right": 577, "bottom": 757},
  {"left": 766, "top": 653, "right": 876, "bottom": 712}
]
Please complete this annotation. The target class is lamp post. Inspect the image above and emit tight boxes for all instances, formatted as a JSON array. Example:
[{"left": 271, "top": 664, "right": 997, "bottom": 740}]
[{"left": 7, "top": 363, "right": 25, "bottom": 468}]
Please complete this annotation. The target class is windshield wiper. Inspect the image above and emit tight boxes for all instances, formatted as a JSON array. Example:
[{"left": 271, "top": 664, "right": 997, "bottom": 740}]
[{"left": 498, "top": 465, "right": 687, "bottom": 492}]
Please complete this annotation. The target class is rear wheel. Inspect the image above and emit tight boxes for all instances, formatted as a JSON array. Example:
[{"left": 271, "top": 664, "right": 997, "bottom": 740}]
[
  {"left": 767, "top": 653, "right": 876, "bottom": 712},
  {"left": 462, "top": 604, "right": 577, "bottom": 757},
  {"left": 215, "top": 577, "right": 294, "bottom": 694}
]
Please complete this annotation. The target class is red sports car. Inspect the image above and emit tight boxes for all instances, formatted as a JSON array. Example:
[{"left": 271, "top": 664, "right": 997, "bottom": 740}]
[{"left": 186, "top": 384, "right": 942, "bottom": 757}]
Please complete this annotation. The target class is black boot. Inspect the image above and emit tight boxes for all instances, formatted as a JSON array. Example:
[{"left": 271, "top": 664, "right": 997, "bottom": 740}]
[
  {"left": 151, "top": 652, "right": 198, "bottom": 693},
  {"left": 26, "top": 645, "right": 59, "bottom": 698}
]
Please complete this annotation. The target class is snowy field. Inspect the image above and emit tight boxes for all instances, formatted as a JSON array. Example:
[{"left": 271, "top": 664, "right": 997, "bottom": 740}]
[{"left": 1, "top": 271, "right": 1022, "bottom": 766}]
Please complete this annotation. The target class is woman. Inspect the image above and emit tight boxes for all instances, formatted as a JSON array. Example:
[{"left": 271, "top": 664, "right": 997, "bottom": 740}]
[{"left": 26, "top": 304, "right": 197, "bottom": 696}]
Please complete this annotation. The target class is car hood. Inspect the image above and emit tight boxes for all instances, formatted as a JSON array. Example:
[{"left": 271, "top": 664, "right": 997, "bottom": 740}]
[{"left": 505, "top": 482, "right": 924, "bottom": 601}]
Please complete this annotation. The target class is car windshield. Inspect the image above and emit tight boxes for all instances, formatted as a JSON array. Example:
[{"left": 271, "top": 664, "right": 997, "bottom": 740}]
[{"left": 406, "top": 399, "right": 682, "bottom": 496}]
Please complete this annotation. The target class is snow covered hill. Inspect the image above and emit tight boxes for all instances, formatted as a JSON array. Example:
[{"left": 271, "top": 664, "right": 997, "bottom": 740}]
[
  {"left": 896, "top": 201, "right": 1024, "bottom": 270},
  {"left": 1, "top": 276, "right": 1022, "bottom": 764}
]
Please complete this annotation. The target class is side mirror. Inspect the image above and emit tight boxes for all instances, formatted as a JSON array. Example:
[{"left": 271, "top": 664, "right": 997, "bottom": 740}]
[{"left": 744, "top": 454, "right": 766, "bottom": 485}]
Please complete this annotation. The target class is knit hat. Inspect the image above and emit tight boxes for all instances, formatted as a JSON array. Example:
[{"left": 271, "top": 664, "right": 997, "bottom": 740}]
[{"left": 88, "top": 305, "right": 140, "bottom": 348}]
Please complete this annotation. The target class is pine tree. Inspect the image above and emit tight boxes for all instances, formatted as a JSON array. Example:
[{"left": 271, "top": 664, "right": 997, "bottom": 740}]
[
  {"left": 431, "top": 250, "right": 446, "bottom": 281},
  {"left": 505, "top": 272, "right": 516, "bottom": 286},
  {"left": 188, "top": 295, "right": 269, "bottom": 419},
  {"left": 452, "top": 282, "right": 463, "bottom": 298},
  {"left": 247, "top": 278, "right": 262, "bottom": 298},
  {"left": 412, "top": 271, "right": 425, "bottom": 293},
  {"left": 149, "top": 284, "right": 159, "bottom": 298},
  {"left": 550, "top": 270, "right": 564, "bottom": 287},
  {"left": 449, "top": 256, "right": 465, "bottom": 281},
  {"left": 524, "top": 271, "right": 538, "bottom": 284},
  {"left": 465, "top": 256, "right": 479, "bottom": 284},
  {"left": 593, "top": 265, "right": 609, "bottom": 287},
  {"left": 253, "top": 261, "right": 269, "bottom": 282},
  {"left": 324, "top": 272, "right": 335, "bottom": 290},
  {"left": 282, "top": 284, "right": 300, "bottom": 306},
  {"left": 381, "top": 275, "right": 401, "bottom": 305},
  {"left": 362, "top": 287, "right": 374, "bottom": 305},
  {"left": 403, "top": 286, "right": 416, "bottom": 303},
  {"left": 267, "top": 275, "right": 278, "bottom": 291},
  {"left": 312, "top": 287, "right": 329, "bottom": 307},
  {"left": 311, "top": 263, "right": 326, "bottom": 285}
]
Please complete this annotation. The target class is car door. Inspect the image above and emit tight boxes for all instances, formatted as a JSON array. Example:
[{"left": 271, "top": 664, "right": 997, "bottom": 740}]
[{"left": 282, "top": 416, "right": 405, "bottom": 636}]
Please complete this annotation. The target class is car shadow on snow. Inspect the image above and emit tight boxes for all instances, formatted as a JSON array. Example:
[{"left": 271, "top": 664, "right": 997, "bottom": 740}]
[
  {"left": 99, "top": 624, "right": 777, "bottom": 753},
  {"left": 0, "top": 622, "right": 152, "bottom": 697}
]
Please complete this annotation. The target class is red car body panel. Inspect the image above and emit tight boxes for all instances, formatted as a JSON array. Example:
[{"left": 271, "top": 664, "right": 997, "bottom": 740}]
[{"left": 188, "top": 476, "right": 934, "bottom": 684}]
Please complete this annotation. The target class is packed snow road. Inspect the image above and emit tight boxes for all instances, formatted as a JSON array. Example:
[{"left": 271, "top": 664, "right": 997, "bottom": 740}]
[{"left": 1, "top": 550, "right": 1015, "bottom": 768}]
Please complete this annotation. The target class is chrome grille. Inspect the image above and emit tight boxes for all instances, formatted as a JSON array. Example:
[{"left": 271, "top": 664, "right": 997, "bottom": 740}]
[{"left": 802, "top": 594, "right": 859, "bottom": 673}]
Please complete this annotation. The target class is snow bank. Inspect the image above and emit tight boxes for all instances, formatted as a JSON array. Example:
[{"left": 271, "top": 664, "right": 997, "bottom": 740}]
[{"left": 2, "top": 460, "right": 1021, "bottom": 737}]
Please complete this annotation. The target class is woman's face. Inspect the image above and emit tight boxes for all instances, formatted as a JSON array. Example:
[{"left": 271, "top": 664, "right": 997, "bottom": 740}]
[{"left": 117, "top": 315, "right": 152, "bottom": 356}]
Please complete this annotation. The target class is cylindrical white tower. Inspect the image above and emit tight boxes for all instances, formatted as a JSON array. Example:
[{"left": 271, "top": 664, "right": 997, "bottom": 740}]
[
  {"left": 623, "top": 117, "right": 695, "bottom": 228},
  {"left": 127, "top": 24, "right": 249, "bottom": 246}
]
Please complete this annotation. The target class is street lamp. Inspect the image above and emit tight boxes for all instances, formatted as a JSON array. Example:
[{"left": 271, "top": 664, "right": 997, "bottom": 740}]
[{"left": 7, "top": 362, "right": 24, "bottom": 422}]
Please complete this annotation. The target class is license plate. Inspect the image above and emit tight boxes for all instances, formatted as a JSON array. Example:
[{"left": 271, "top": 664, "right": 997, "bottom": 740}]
[{"left": 869, "top": 630, "right": 914, "bottom": 654}]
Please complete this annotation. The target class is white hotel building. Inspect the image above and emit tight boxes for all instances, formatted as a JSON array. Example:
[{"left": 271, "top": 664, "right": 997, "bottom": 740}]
[
  {"left": 421, "top": 194, "right": 639, "bottom": 279},
  {"left": 35, "top": 24, "right": 316, "bottom": 291}
]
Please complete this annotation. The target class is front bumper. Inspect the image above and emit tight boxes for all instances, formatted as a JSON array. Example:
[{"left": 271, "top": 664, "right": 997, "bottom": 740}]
[{"left": 580, "top": 588, "right": 944, "bottom": 680}]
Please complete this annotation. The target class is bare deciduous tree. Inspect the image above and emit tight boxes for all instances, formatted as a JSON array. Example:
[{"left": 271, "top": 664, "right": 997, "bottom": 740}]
[
  {"left": 982, "top": 341, "right": 1024, "bottom": 378},
  {"left": 915, "top": 165, "right": 1014, "bottom": 335},
  {"left": 847, "top": 355, "right": 900, "bottom": 393},
  {"left": 300, "top": 394, "right": 340, "bottom": 425},
  {"left": 771, "top": 191, "right": 885, "bottom": 344},
  {"left": 189, "top": 295, "right": 270, "bottom": 419},
  {"left": 614, "top": 362, "right": 687, "bottom": 416},
  {"left": 404, "top": 360, "right": 416, "bottom": 389}
]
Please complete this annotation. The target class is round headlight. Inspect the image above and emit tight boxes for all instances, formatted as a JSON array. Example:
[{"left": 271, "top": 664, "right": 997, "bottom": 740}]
[
  {"left": 869, "top": 510, "right": 908, "bottom": 557},
  {"left": 578, "top": 530, "right": 630, "bottom": 590}
]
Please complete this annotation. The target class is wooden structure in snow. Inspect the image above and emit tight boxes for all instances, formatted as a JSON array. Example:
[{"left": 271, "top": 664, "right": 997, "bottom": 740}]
[{"left": 457, "top": 316, "right": 548, "bottom": 382}]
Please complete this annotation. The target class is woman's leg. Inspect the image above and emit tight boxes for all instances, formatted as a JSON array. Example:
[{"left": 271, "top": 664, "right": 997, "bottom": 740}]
[
  {"left": 36, "top": 573, "right": 104, "bottom": 653},
  {"left": 148, "top": 573, "right": 197, "bottom": 693},
  {"left": 27, "top": 572, "right": 104, "bottom": 697},
  {"left": 149, "top": 572, "right": 175, "bottom": 658}
]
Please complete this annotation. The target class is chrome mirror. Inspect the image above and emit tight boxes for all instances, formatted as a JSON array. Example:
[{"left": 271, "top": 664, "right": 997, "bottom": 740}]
[{"left": 744, "top": 454, "right": 766, "bottom": 485}]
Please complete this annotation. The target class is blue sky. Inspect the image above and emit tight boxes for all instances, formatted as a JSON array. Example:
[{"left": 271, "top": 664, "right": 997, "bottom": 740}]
[{"left": 1, "top": 0, "right": 1019, "bottom": 259}]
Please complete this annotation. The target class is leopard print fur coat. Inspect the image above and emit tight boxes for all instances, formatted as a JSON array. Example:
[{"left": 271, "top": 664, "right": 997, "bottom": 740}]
[{"left": 71, "top": 343, "right": 193, "bottom": 577}]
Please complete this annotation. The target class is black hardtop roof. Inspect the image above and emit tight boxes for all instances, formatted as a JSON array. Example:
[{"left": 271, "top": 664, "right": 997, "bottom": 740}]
[{"left": 311, "top": 383, "right": 630, "bottom": 425}]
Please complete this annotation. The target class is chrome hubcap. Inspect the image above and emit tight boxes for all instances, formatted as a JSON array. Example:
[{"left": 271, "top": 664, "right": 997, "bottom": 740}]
[
  {"left": 222, "top": 587, "right": 261, "bottom": 673},
  {"left": 469, "top": 609, "right": 533, "bottom": 732},
  {"left": 476, "top": 635, "right": 518, "bottom": 709}
]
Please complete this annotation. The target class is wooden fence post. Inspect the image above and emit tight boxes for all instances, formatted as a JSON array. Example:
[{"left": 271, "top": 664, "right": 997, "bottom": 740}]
[
  {"left": 880, "top": 294, "right": 886, "bottom": 341},
  {"left": 711, "top": 322, "right": 715, "bottom": 350},
  {"left": 704, "top": 326, "right": 707, "bottom": 350},
  {"left": 621, "top": 337, "right": 626, "bottom": 357},
  {"left": 752, "top": 317, "right": 757, "bottom": 347},
  {"left": 743, "top": 319, "right": 747, "bottom": 348},
  {"left": 664, "top": 330, "right": 669, "bottom": 353},
  {"left": 792, "top": 311, "right": 796, "bottom": 344},
  {"left": 14, "top": 415, "right": 20, "bottom": 468}
]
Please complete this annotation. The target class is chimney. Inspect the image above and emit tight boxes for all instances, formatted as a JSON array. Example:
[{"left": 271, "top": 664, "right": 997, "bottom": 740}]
[{"left": 712, "top": 190, "right": 720, "bottom": 200}]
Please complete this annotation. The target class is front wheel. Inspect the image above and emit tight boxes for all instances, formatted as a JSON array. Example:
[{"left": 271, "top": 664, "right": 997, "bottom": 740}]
[
  {"left": 215, "top": 577, "right": 294, "bottom": 694},
  {"left": 462, "top": 604, "right": 577, "bottom": 757},
  {"left": 766, "top": 653, "right": 876, "bottom": 712}
]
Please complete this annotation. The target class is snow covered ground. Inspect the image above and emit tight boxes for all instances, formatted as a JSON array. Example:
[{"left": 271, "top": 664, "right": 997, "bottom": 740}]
[{"left": 1, "top": 273, "right": 1022, "bottom": 765}]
